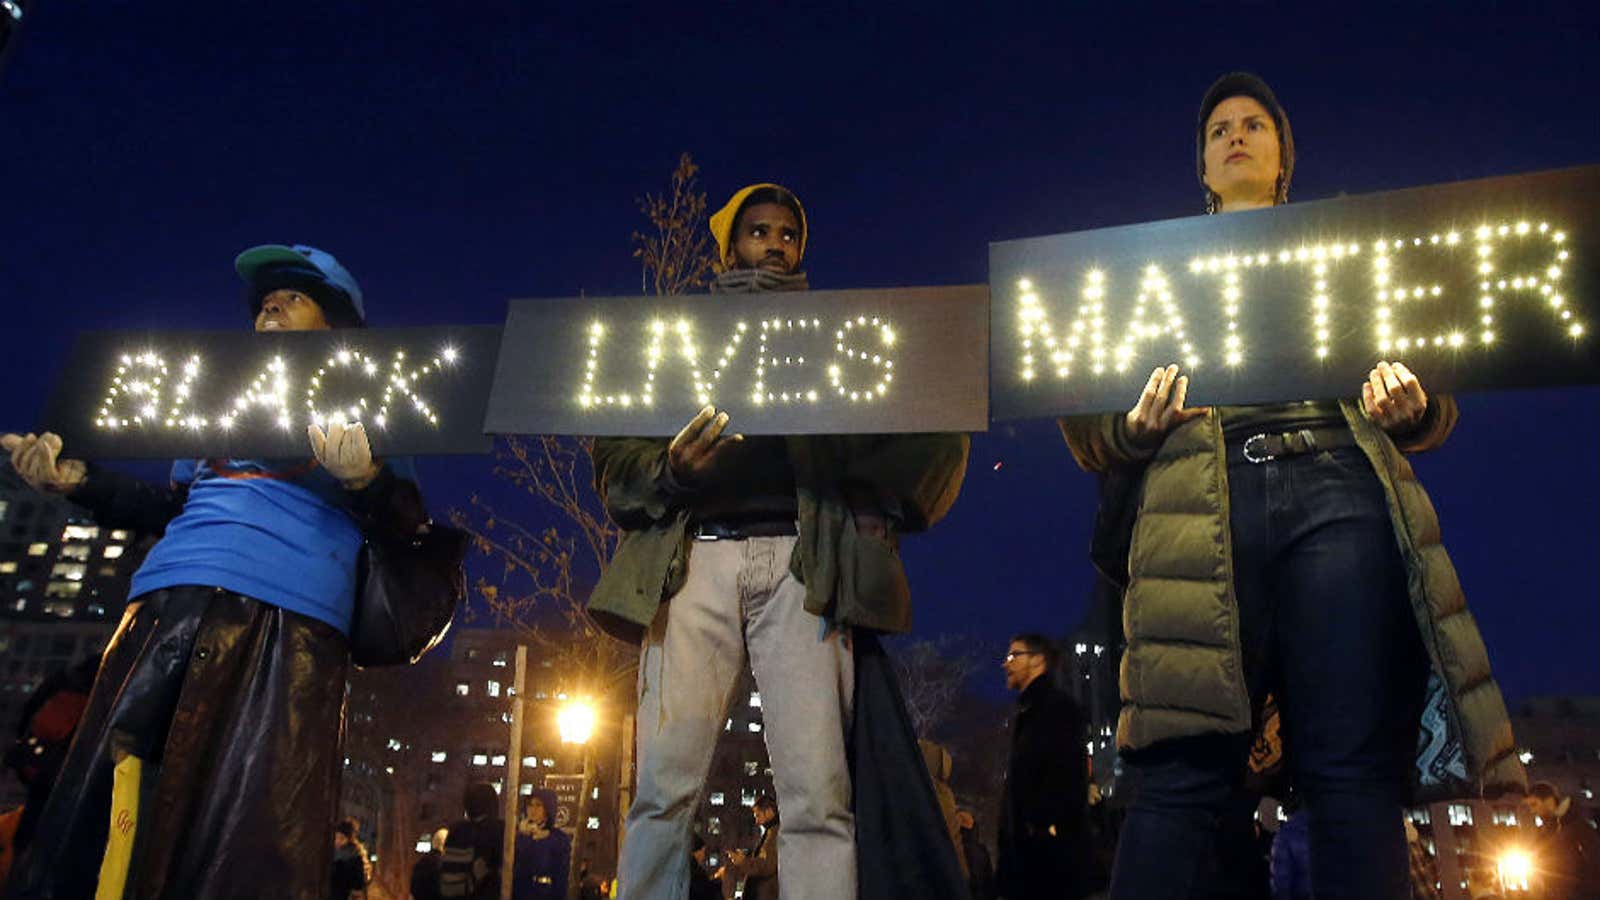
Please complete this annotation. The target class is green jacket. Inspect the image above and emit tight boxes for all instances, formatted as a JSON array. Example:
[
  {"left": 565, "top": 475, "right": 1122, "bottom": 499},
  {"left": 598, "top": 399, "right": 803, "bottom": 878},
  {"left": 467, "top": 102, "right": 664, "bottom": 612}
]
[
  {"left": 1060, "top": 398, "right": 1525, "bottom": 796},
  {"left": 588, "top": 433, "right": 969, "bottom": 643}
]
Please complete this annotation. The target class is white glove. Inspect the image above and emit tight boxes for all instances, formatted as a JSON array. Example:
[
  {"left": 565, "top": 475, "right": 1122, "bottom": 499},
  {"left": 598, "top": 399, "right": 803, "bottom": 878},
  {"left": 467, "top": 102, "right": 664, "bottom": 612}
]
[
  {"left": 307, "top": 421, "right": 380, "bottom": 488},
  {"left": 2, "top": 432, "right": 87, "bottom": 493}
]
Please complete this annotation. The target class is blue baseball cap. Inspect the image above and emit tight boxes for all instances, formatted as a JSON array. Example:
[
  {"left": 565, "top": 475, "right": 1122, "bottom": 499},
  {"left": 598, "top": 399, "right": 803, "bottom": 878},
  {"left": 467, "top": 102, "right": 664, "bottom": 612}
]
[{"left": 235, "top": 243, "right": 366, "bottom": 327}]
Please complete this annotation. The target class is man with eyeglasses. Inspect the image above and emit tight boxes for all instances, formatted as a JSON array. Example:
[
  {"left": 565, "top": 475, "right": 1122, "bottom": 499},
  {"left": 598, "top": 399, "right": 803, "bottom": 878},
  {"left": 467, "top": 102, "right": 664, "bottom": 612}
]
[{"left": 997, "top": 634, "right": 1093, "bottom": 900}]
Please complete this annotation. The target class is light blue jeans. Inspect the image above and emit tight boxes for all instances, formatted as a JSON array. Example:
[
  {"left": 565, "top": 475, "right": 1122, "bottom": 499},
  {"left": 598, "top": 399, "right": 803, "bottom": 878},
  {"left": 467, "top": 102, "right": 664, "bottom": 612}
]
[{"left": 618, "top": 536, "right": 856, "bottom": 900}]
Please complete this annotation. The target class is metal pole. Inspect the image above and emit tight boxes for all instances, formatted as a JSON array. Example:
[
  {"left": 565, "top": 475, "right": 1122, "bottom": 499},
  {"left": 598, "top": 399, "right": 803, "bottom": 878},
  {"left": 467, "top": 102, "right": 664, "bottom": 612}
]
[
  {"left": 568, "top": 744, "right": 595, "bottom": 899},
  {"left": 616, "top": 712, "right": 634, "bottom": 868},
  {"left": 500, "top": 645, "right": 527, "bottom": 900}
]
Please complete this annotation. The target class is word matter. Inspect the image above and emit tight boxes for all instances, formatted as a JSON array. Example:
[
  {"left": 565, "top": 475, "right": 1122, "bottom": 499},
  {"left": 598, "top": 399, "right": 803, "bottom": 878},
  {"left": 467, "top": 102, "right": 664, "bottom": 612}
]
[{"left": 990, "top": 165, "right": 1600, "bottom": 419}]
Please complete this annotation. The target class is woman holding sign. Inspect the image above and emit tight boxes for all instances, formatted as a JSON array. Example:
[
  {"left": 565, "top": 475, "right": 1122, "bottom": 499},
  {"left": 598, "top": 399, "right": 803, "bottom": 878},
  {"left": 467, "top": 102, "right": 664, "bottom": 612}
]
[{"left": 1060, "top": 73, "right": 1524, "bottom": 900}]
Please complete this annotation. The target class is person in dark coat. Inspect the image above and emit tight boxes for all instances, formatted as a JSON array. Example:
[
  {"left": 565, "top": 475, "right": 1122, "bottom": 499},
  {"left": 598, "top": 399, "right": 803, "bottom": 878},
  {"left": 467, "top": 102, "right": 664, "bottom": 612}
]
[
  {"left": 958, "top": 809, "right": 997, "bottom": 900},
  {"left": 411, "top": 827, "right": 449, "bottom": 900},
  {"left": 330, "top": 819, "right": 368, "bottom": 900},
  {"left": 511, "top": 788, "right": 571, "bottom": 900},
  {"left": 997, "top": 633, "right": 1092, "bottom": 900},
  {"left": 1521, "top": 781, "right": 1600, "bottom": 900},
  {"left": 687, "top": 832, "right": 723, "bottom": 900},
  {"left": 440, "top": 782, "right": 505, "bottom": 899},
  {"left": 721, "top": 795, "right": 780, "bottom": 900},
  {"left": 4, "top": 244, "right": 438, "bottom": 900}
]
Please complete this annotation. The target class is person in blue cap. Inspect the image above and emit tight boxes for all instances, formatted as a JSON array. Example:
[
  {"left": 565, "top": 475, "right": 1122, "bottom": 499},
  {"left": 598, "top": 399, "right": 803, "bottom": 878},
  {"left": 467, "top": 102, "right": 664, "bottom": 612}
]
[{"left": 3, "top": 244, "right": 434, "bottom": 899}]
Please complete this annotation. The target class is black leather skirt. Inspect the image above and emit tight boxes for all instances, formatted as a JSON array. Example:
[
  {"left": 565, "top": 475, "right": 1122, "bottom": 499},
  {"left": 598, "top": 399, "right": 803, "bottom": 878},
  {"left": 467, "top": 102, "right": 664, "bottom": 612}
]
[{"left": 10, "top": 585, "right": 349, "bottom": 900}]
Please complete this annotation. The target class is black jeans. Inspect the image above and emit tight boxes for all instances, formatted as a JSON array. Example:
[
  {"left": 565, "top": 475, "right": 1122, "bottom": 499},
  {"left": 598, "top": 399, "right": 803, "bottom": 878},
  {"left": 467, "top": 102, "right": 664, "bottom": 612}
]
[{"left": 1109, "top": 447, "right": 1429, "bottom": 900}]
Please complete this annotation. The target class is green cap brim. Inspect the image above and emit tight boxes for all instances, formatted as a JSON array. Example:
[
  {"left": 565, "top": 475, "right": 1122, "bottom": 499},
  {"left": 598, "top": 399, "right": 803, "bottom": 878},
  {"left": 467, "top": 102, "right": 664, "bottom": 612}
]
[{"left": 235, "top": 245, "right": 314, "bottom": 282}]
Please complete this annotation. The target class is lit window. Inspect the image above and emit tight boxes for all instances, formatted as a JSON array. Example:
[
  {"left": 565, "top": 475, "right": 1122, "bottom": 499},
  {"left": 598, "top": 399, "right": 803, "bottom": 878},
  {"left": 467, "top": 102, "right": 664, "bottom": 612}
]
[
  {"left": 710, "top": 792, "right": 725, "bottom": 806},
  {"left": 522, "top": 756, "right": 537, "bottom": 768},
  {"left": 415, "top": 840, "right": 432, "bottom": 853},
  {"left": 110, "top": 530, "right": 130, "bottom": 541},
  {"left": 493, "top": 653, "right": 508, "bottom": 668},
  {"left": 1409, "top": 807, "right": 1431, "bottom": 826},
  {"left": 26, "top": 543, "right": 48, "bottom": 557},
  {"left": 103, "top": 545, "right": 125, "bottom": 559},
  {"left": 748, "top": 722, "right": 762, "bottom": 733},
  {"left": 62, "top": 525, "right": 99, "bottom": 541},
  {"left": 1447, "top": 804, "right": 1474, "bottom": 827},
  {"left": 45, "top": 581, "right": 81, "bottom": 598},
  {"left": 456, "top": 682, "right": 470, "bottom": 697},
  {"left": 542, "top": 758, "right": 554, "bottom": 768},
  {"left": 1492, "top": 808, "right": 1517, "bottom": 826},
  {"left": 431, "top": 751, "right": 447, "bottom": 763},
  {"left": 387, "top": 738, "right": 403, "bottom": 751},
  {"left": 51, "top": 563, "right": 87, "bottom": 581},
  {"left": 472, "top": 754, "right": 489, "bottom": 766},
  {"left": 591, "top": 787, "right": 598, "bottom": 800},
  {"left": 487, "top": 680, "right": 501, "bottom": 698},
  {"left": 0, "top": 562, "right": 16, "bottom": 574},
  {"left": 43, "top": 600, "right": 75, "bottom": 617},
  {"left": 741, "top": 789, "right": 756, "bottom": 807},
  {"left": 744, "top": 761, "right": 760, "bottom": 777},
  {"left": 1518, "top": 749, "right": 1535, "bottom": 765},
  {"left": 490, "top": 780, "right": 502, "bottom": 794},
  {"left": 60, "top": 545, "right": 90, "bottom": 561},
  {"left": 708, "top": 816, "right": 721, "bottom": 835},
  {"left": 491, "top": 754, "right": 507, "bottom": 767},
  {"left": 587, "top": 817, "right": 599, "bottom": 830},
  {"left": 749, "top": 692, "right": 762, "bottom": 708},
  {"left": 724, "top": 718, "right": 732, "bottom": 732}
]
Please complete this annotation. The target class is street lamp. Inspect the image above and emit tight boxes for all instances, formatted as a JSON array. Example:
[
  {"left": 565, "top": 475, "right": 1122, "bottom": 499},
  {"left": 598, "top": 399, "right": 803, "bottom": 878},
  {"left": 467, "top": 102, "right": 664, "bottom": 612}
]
[
  {"left": 1498, "top": 848, "right": 1533, "bottom": 894},
  {"left": 558, "top": 699, "right": 597, "bottom": 746},
  {"left": 558, "top": 698, "right": 599, "bottom": 895}
]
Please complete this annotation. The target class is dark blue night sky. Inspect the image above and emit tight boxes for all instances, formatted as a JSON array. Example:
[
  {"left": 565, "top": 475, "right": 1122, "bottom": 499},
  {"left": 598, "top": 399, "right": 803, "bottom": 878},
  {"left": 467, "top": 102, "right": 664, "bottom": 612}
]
[{"left": 2, "top": 2, "right": 1596, "bottom": 700}]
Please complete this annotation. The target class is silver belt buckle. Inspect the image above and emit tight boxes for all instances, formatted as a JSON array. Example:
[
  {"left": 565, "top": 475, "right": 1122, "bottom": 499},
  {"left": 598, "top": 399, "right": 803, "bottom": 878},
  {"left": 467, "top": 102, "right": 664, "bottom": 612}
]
[{"left": 1242, "top": 433, "right": 1276, "bottom": 464}]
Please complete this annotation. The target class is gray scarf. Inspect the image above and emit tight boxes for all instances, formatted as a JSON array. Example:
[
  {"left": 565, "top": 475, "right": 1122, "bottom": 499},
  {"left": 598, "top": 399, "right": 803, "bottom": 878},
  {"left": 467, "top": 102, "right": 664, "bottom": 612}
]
[{"left": 709, "top": 268, "right": 810, "bottom": 294}]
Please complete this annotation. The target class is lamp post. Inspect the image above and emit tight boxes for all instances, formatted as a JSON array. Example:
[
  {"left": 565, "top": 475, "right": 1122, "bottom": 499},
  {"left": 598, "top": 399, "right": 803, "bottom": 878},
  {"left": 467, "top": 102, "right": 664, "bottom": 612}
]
[
  {"left": 499, "top": 646, "right": 527, "bottom": 900},
  {"left": 559, "top": 698, "right": 597, "bottom": 897}
]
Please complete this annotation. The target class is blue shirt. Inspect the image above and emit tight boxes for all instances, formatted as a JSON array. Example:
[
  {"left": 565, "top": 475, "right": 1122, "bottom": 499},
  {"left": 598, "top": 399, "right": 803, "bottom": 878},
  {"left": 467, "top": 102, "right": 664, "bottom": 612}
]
[{"left": 129, "top": 457, "right": 414, "bottom": 635}]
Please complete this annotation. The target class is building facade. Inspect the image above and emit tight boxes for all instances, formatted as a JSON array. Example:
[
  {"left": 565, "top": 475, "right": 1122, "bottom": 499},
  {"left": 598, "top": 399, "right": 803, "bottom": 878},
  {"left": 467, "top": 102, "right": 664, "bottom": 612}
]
[
  {"left": 0, "top": 479, "right": 150, "bottom": 808},
  {"left": 342, "top": 628, "right": 626, "bottom": 893}
]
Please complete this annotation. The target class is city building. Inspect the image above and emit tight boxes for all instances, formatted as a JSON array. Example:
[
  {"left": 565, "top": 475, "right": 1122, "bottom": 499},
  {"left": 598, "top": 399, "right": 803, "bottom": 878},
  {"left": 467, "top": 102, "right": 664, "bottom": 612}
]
[
  {"left": 696, "top": 664, "right": 775, "bottom": 872},
  {"left": 1065, "top": 579, "right": 1123, "bottom": 798},
  {"left": 341, "top": 627, "right": 624, "bottom": 891},
  {"left": 0, "top": 476, "right": 150, "bottom": 808}
]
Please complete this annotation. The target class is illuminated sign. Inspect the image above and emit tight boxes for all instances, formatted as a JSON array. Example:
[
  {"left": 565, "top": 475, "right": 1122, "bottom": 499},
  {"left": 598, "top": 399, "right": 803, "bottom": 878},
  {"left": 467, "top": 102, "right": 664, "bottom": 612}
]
[
  {"left": 484, "top": 286, "right": 989, "bottom": 436},
  {"left": 990, "top": 165, "right": 1600, "bottom": 419},
  {"left": 43, "top": 326, "right": 501, "bottom": 457}
]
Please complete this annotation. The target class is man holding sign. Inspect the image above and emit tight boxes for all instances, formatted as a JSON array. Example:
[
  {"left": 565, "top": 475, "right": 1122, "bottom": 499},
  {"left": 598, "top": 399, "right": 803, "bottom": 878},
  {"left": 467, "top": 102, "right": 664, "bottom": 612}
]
[
  {"left": 590, "top": 184, "right": 969, "bottom": 900},
  {"left": 1060, "top": 74, "right": 1524, "bottom": 900},
  {"left": 4, "top": 244, "right": 439, "bottom": 899}
]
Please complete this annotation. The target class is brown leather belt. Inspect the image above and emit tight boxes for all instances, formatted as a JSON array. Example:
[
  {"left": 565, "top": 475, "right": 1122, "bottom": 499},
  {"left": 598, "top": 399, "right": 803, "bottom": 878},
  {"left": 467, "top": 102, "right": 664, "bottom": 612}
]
[{"left": 1225, "top": 426, "right": 1356, "bottom": 465}]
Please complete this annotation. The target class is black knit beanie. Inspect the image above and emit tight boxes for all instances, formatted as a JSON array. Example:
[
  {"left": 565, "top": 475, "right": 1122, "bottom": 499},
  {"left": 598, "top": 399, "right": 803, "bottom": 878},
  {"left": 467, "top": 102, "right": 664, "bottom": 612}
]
[{"left": 1197, "top": 72, "right": 1295, "bottom": 212}]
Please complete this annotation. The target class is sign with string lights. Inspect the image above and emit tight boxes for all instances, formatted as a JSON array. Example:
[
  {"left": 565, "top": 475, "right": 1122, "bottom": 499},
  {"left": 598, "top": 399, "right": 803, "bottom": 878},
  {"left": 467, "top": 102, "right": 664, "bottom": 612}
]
[
  {"left": 42, "top": 326, "right": 502, "bottom": 457},
  {"left": 990, "top": 165, "right": 1600, "bottom": 420},
  {"left": 484, "top": 286, "right": 989, "bottom": 436}
]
